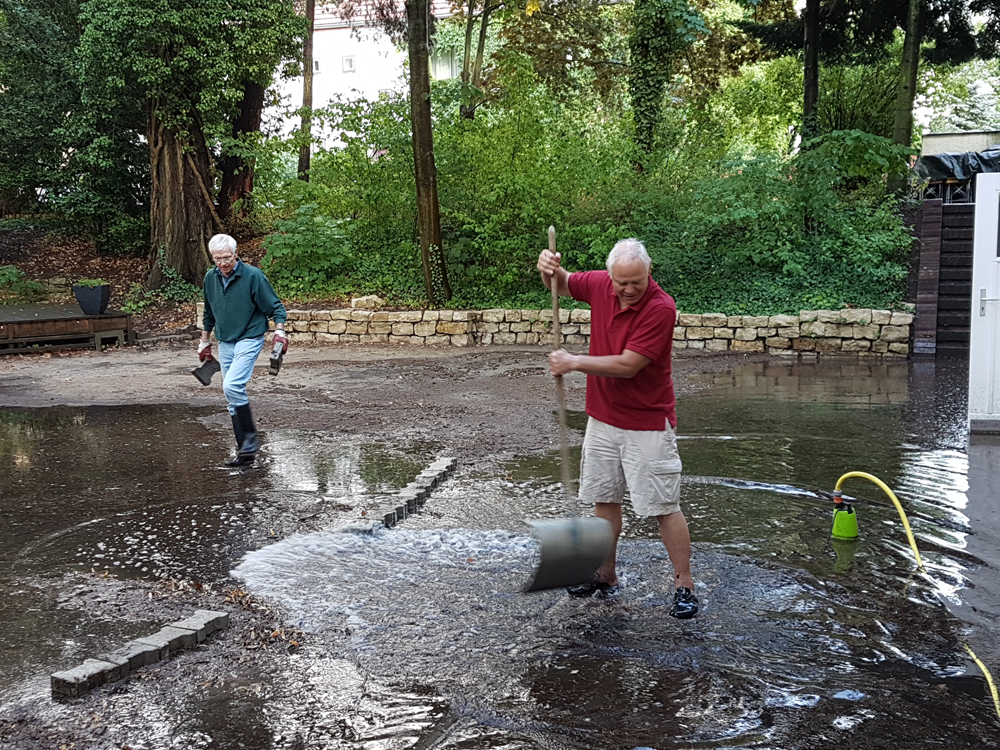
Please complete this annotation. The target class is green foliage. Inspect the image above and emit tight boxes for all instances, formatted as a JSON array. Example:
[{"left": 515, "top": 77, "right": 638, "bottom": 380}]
[
  {"left": 157, "top": 262, "right": 201, "bottom": 303},
  {"left": 74, "top": 278, "right": 109, "bottom": 287},
  {"left": 261, "top": 205, "right": 353, "bottom": 297},
  {"left": 0, "top": 265, "right": 45, "bottom": 304},
  {"left": 120, "top": 283, "right": 157, "bottom": 314}
]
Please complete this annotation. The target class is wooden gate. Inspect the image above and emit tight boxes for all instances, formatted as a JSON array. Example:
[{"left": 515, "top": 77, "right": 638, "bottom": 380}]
[{"left": 914, "top": 199, "right": 974, "bottom": 357}]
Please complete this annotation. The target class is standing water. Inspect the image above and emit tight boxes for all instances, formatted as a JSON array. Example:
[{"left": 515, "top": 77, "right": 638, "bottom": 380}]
[{"left": 1, "top": 359, "right": 997, "bottom": 748}]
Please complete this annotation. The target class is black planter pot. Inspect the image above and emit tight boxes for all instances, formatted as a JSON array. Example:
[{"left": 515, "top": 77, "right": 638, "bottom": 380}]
[{"left": 72, "top": 284, "right": 111, "bottom": 315}]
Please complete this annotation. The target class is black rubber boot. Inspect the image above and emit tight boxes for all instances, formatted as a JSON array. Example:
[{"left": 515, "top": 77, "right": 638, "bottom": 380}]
[
  {"left": 225, "top": 412, "right": 252, "bottom": 467},
  {"left": 233, "top": 403, "right": 259, "bottom": 463}
]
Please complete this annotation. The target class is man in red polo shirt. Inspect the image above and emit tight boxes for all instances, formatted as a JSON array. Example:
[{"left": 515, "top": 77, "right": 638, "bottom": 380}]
[{"left": 537, "top": 238, "right": 698, "bottom": 618}]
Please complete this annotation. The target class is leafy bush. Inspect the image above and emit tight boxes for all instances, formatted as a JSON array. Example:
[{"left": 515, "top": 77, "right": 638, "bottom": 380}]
[
  {"left": 261, "top": 204, "right": 353, "bottom": 297},
  {"left": 0, "top": 265, "right": 46, "bottom": 304}
]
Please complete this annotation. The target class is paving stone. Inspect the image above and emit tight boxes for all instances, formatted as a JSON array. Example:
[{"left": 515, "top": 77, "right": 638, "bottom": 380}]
[{"left": 51, "top": 659, "right": 117, "bottom": 698}]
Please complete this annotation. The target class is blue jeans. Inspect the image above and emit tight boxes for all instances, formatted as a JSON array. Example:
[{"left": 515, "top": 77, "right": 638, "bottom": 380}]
[{"left": 218, "top": 335, "right": 265, "bottom": 414}]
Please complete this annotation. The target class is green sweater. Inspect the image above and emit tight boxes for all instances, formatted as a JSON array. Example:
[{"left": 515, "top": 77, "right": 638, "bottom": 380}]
[{"left": 202, "top": 262, "right": 287, "bottom": 343}]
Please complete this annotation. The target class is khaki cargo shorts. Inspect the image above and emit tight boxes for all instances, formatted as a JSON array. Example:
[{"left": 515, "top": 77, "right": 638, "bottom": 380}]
[{"left": 578, "top": 416, "right": 683, "bottom": 517}]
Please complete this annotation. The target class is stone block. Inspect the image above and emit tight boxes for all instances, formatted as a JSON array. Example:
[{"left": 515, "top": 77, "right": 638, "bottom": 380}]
[
  {"left": 451, "top": 334, "right": 473, "bottom": 347},
  {"left": 674, "top": 341, "right": 688, "bottom": 349},
  {"left": 674, "top": 327, "right": 686, "bottom": 340},
  {"left": 414, "top": 321, "right": 437, "bottom": 336},
  {"left": 686, "top": 326, "right": 714, "bottom": 340},
  {"left": 687, "top": 340, "right": 705, "bottom": 349},
  {"left": 482, "top": 308, "right": 505, "bottom": 323},
  {"left": 792, "top": 337, "right": 816, "bottom": 351},
  {"left": 108, "top": 640, "right": 161, "bottom": 671},
  {"left": 93, "top": 651, "right": 131, "bottom": 682},
  {"left": 890, "top": 312, "right": 914, "bottom": 326},
  {"left": 315, "top": 333, "right": 340, "bottom": 343},
  {"left": 350, "top": 310, "right": 373, "bottom": 321},
  {"left": 392, "top": 323, "right": 414, "bottom": 336},
  {"left": 702, "top": 313, "right": 728, "bottom": 327},
  {"left": 678, "top": 314, "right": 702, "bottom": 326},
  {"left": 51, "top": 659, "right": 118, "bottom": 697},
  {"left": 438, "top": 321, "right": 470, "bottom": 335},
  {"left": 872, "top": 340, "right": 889, "bottom": 353},
  {"left": 706, "top": 339, "right": 729, "bottom": 351},
  {"left": 289, "top": 332, "right": 314, "bottom": 343},
  {"left": 370, "top": 311, "right": 391, "bottom": 321},
  {"left": 192, "top": 610, "right": 230, "bottom": 635},
  {"left": 777, "top": 326, "right": 800, "bottom": 338},
  {"left": 510, "top": 321, "right": 531, "bottom": 333},
  {"left": 479, "top": 322, "right": 500, "bottom": 334},
  {"left": 479, "top": 333, "right": 493, "bottom": 345},
  {"left": 757, "top": 327, "right": 777, "bottom": 337},
  {"left": 493, "top": 332, "right": 517, "bottom": 345},
  {"left": 520, "top": 310, "right": 541, "bottom": 322},
  {"left": 360, "top": 334, "right": 389, "bottom": 344},
  {"left": 768, "top": 314, "right": 799, "bottom": 327},
  {"left": 423, "top": 310, "right": 440, "bottom": 321},
  {"left": 368, "top": 322, "right": 392, "bottom": 334},
  {"left": 569, "top": 309, "right": 591, "bottom": 323},
  {"left": 888, "top": 342, "right": 910, "bottom": 354},
  {"left": 438, "top": 310, "right": 454, "bottom": 321},
  {"left": 713, "top": 327, "right": 734, "bottom": 339},
  {"left": 388, "top": 311, "right": 423, "bottom": 322},
  {"left": 310, "top": 311, "right": 332, "bottom": 321},
  {"left": 504, "top": 310, "right": 521, "bottom": 322},
  {"left": 455, "top": 310, "right": 482, "bottom": 322},
  {"left": 424, "top": 334, "right": 452, "bottom": 346},
  {"left": 133, "top": 633, "right": 171, "bottom": 661},
  {"left": 156, "top": 625, "right": 201, "bottom": 651},
  {"left": 566, "top": 334, "right": 587, "bottom": 345},
  {"left": 351, "top": 295, "right": 383, "bottom": 309},
  {"left": 169, "top": 616, "right": 208, "bottom": 644},
  {"left": 735, "top": 327, "right": 758, "bottom": 341},
  {"left": 880, "top": 325, "right": 909, "bottom": 343},
  {"left": 531, "top": 322, "right": 550, "bottom": 333},
  {"left": 842, "top": 339, "right": 871, "bottom": 352},
  {"left": 853, "top": 324, "right": 879, "bottom": 340},
  {"left": 561, "top": 325, "right": 579, "bottom": 335},
  {"left": 308, "top": 321, "right": 329, "bottom": 333},
  {"left": 744, "top": 316, "right": 769, "bottom": 328},
  {"left": 330, "top": 310, "right": 353, "bottom": 320},
  {"left": 799, "top": 310, "right": 820, "bottom": 322},
  {"left": 814, "top": 338, "right": 843, "bottom": 352},
  {"left": 726, "top": 316, "right": 744, "bottom": 327},
  {"left": 390, "top": 335, "right": 417, "bottom": 345},
  {"left": 285, "top": 309, "right": 308, "bottom": 320},
  {"left": 765, "top": 336, "right": 791, "bottom": 349},
  {"left": 871, "top": 309, "right": 892, "bottom": 325},
  {"left": 731, "top": 340, "right": 764, "bottom": 352},
  {"left": 341, "top": 334, "right": 360, "bottom": 344},
  {"left": 328, "top": 320, "right": 347, "bottom": 335},
  {"left": 801, "top": 320, "right": 825, "bottom": 337},
  {"left": 290, "top": 321, "right": 311, "bottom": 332}
]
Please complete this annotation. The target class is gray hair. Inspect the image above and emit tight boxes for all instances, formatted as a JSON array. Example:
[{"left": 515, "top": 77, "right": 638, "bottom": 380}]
[
  {"left": 606, "top": 238, "right": 651, "bottom": 273},
  {"left": 208, "top": 234, "right": 238, "bottom": 255}
]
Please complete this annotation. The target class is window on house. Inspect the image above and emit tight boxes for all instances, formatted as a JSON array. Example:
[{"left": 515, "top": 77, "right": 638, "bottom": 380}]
[
  {"left": 343, "top": 55, "right": 356, "bottom": 73},
  {"left": 313, "top": 60, "right": 321, "bottom": 73}
]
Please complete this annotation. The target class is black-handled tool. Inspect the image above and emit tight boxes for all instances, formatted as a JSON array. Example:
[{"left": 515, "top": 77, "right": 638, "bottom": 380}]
[{"left": 269, "top": 340, "right": 284, "bottom": 376}]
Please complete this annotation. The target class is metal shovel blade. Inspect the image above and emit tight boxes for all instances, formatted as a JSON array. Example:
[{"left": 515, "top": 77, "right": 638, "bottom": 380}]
[
  {"left": 191, "top": 358, "right": 221, "bottom": 386},
  {"left": 524, "top": 516, "right": 614, "bottom": 592}
]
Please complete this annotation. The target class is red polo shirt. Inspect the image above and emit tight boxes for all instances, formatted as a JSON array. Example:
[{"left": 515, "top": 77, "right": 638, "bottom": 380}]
[{"left": 567, "top": 270, "right": 676, "bottom": 431}]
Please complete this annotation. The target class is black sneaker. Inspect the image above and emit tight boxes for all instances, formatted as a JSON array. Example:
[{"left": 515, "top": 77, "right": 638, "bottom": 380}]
[
  {"left": 567, "top": 577, "right": 620, "bottom": 598},
  {"left": 670, "top": 587, "right": 699, "bottom": 619}
]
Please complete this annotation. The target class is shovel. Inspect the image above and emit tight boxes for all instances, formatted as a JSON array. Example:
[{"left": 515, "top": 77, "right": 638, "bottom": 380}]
[{"left": 524, "top": 226, "right": 613, "bottom": 593}]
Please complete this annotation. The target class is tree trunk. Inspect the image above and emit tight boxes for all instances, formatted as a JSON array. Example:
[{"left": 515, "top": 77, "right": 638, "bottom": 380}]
[
  {"left": 147, "top": 104, "right": 216, "bottom": 289},
  {"left": 298, "top": 0, "right": 316, "bottom": 181},
  {"left": 406, "top": 0, "right": 452, "bottom": 304},
  {"left": 888, "top": 0, "right": 922, "bottom": 193},
  {"left": 218, "top": 81, "right": 265, "bottom": 223},
  {"left": 802, "top": 0, "right": 820, "bottom": 143},
  {"left": 460, "top": 0, "right": 476, "bottom": 119},
  {"left": 471, "top": 0, "right": 492, "bottom": 88}
]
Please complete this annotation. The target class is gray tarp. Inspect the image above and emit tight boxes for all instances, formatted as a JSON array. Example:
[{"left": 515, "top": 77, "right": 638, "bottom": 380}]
[{"left": 915, "top": 145, "right": 1000, "bottom": 181}]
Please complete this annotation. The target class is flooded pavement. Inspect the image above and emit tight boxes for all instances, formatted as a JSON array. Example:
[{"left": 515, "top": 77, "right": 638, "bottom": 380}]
[{"left": 2, "top": 357, "right": 999, "bottom": 748}]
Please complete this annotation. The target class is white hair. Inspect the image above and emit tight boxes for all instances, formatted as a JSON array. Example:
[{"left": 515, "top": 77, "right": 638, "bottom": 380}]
[
  {"left": 208, "top": 234, "right": 238, "bottom": 254},
  {"left": 606, "top": 238, "right": 651, "bottom": 273}
]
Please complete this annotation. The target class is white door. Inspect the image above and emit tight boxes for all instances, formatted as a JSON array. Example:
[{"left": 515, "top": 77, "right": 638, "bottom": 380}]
[{"left": 969, "top": 172, "right": 1000, "bottom": 433}]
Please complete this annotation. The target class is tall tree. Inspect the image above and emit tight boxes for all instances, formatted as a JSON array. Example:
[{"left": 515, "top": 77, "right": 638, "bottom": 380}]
[
  {"left": 298, "top": 0, "right": 316, "bottom": 180},
  {"left": 407, "top": 0, "right": 452, "bottom": 302},
  {"left": 79, "top": 0, "right": 303, "bottom": 287}
]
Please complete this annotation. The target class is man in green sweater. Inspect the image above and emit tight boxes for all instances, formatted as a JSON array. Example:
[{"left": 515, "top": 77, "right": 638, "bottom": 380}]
[{"left": 198, "top": 234, "right": 288, "bottom": 466}]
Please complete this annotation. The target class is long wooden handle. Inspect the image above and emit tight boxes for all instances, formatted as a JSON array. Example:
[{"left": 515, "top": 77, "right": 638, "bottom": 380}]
[{"left": 549, "top": 225, "right": 575, "bottom": 515}]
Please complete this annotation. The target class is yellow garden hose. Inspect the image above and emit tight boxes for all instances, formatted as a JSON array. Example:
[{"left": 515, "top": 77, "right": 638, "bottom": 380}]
[
  {"left": 832, "top": 472, "right": 999, "bottom": 722},
  {"left": 963, "top": 643, "right": 1000, "bottom": 721},
  {"left": 834, "top": 471, "right": 924, "bottom": 570}
]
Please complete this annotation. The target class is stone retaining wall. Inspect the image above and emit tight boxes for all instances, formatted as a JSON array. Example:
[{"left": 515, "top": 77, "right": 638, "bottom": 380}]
[{"left": 196, "top": 304, "right": 915, "bottom": 356}]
